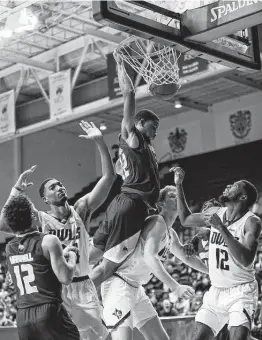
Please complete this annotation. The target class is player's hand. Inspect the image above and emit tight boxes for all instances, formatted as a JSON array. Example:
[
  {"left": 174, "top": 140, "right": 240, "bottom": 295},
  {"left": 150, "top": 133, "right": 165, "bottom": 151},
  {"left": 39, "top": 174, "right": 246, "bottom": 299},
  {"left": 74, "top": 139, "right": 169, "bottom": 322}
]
[
  {"left": 175, "top": 285, "right": 195, "bottom": 300},
  {"left": 79, "top": 121, "right": 102, "bottom": 141},
  {"left": 202, "top": 198, "right": 222, "bottom": 212},
  {"left": 182, "top": 243, "right": 195, "bottom": 257},
  {"left": 14, "top": 165, "right": 37, "bottom": 191},
  {"left": 169, "top": 167, "right": 185, "bottom": 185},
  {"left": 63, "top": 245, "right": 79, "bottom": 259},
  {"left": 204, "top": 213, "right": 224, "bottom": 231}
]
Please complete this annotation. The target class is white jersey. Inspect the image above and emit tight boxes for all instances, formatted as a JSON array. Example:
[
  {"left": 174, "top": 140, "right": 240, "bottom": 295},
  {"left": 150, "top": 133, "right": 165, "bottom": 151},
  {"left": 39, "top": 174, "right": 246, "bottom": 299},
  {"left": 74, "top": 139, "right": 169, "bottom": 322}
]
[
  {"left": 39, "top": 207, "right": 90, "bottom": 277},
  {"left": 209, "top": 207, "right": 255, "bottom": 288},
  {"left": 115, "top": 216, "right": 171, "bottom": 287}
]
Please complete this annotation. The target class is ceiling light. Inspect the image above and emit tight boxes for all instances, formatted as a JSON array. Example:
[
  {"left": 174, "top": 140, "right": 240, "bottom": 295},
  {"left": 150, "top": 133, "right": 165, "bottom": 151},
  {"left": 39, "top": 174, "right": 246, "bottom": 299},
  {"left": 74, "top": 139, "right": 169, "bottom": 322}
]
[
  {"left": 174, "top": 100, "right": 182, "bottom": 109},
  {"left": 99, "top": 122, "right": 107, "bottom": 131}
]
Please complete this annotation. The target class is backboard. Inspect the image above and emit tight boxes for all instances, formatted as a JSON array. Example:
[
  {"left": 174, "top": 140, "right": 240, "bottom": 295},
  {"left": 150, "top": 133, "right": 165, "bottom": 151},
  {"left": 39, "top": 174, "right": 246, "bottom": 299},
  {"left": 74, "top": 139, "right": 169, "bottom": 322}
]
[{"left": 92, "top": 0, "right": 261, "bottom": 71}]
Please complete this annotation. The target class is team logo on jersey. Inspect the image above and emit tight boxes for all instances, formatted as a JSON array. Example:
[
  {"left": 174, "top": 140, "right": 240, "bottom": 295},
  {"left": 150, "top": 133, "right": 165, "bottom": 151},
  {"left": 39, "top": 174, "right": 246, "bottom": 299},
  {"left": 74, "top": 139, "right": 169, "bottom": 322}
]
[
  {"left": 168, "top": 128, "right": 187, "bottom": 154},
  {"left": 112, "top": 308, "right": 123, "bottom": 320},
  {"left": 229, "top": 110, "right": 251, "bottom": 139}
]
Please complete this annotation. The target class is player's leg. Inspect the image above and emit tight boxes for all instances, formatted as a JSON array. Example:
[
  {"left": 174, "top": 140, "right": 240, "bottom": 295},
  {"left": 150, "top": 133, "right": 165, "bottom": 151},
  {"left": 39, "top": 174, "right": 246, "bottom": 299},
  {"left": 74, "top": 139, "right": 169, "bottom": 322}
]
[
  {"left": 102, "top": 276, "right": 135, "bottom": 340},
  {"left": 92, "top": 193, "right": 148, "bottom": 286},
  {"left": 229, "top": 326, "right": 250, "bottom": 340},
  {"left": 228, "top": 282, "right": 258, "bottom": 340},
  {"left": 194, "top": 322, "right": 216, "bottom": 340},
  {"left": 69, "top": 279, "right": 108, "bottom": 340},
  {"left": 111, "top": 327, "right": 133, "bottom": 340},
  {"left": 132, "top": 286, "right": 168, "bottom": 340},
  {"left": 139, "top": 316, "right": 169, "bottom": 340},
  {"left": 195, "top": 287, "right": 228, "bottom": 340}
]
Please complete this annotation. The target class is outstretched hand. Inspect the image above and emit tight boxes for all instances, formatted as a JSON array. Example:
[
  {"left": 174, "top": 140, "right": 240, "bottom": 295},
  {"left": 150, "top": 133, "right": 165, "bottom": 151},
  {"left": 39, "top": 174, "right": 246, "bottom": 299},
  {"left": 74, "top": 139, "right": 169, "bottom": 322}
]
[
  {"left": 79, "top": 121, "right": 102, "bottom": 141},
  {"left": 15, "top": 165, "right": 37, "bottom": 191}
]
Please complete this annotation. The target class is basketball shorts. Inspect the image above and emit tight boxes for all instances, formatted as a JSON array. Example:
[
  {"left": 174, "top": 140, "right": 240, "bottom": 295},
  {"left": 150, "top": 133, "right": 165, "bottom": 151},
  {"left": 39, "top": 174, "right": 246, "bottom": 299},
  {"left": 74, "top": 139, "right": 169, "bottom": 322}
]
[
  {"left": 196, "top": 281, "right": 258, "bottom": 336},
  {"left": 101, "top": 275, "right": 157, "bottom": 330},
  {"left": 17, "top": 303, "right": 80, "bottom": 340},
  {"left": 93, "top": 192, "right": 148, "bottom": 263},
  {"left": 62, "top": 276, "right": 108, "bottom": 340}
]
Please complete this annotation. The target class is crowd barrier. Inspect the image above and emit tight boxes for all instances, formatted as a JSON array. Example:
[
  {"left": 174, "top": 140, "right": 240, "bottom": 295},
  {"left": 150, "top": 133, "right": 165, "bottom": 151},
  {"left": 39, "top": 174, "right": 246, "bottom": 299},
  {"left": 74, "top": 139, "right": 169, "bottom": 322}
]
[{"left": 0, "top": 316, "right": 195, "bottom": 340}]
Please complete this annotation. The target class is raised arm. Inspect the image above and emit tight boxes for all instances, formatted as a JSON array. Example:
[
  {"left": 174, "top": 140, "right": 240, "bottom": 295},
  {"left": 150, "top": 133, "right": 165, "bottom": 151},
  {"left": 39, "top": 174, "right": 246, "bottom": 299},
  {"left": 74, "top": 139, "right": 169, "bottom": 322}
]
[
  {"left": 42, "top": 234, "right": 77, "bottom": 285},
  {"left": 207, "top": 213, "right": 261, "bottom": 267},
  {"left": 143, "top": 216, "right": 194, "bottom": 299},
  {"left": 0, "top": 166, "right": 37, "bottom": 234},
  {"left": 114, "top": 52, "right": 139, "bottom": 148},
  {"left": 172, "top": 167, "right": 218, "bottom": 227},
  {"left": 170, "top": 229, "right": 208, "bottom": 274},
  {"left": 74, "top": 121, "right": 115, "bottom": 225}
]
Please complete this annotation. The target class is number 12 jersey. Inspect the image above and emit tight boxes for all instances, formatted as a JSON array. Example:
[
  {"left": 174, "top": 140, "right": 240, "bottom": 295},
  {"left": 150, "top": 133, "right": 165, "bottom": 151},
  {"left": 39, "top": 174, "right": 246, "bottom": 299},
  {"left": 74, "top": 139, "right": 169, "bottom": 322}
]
[
  {"left": 209, "top": 207, "right": 255, "bottom": 288},
  {"left": 6, "top": 232, "right": 62, "bottom": 309}
]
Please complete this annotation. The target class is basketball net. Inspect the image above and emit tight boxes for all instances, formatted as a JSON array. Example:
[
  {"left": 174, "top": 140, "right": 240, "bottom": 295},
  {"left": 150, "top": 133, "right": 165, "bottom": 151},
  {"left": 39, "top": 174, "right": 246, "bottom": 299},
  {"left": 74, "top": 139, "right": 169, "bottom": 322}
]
[{"left": 114, "top": 36, "right": 181, "bottom": 92}]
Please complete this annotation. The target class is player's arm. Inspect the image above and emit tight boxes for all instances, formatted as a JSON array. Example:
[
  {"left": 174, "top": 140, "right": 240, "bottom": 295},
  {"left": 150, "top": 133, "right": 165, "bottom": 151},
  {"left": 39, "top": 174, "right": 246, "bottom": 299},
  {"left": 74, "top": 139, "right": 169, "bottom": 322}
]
[
  {"left": 208, "top": 214, "right": 261, "bottom": 267},
  {"left": 0, "top": 166, "right": 38, "bottom": 234},
  {"left": 114, "top": 52, "right": 139, "bottom": 148},
  {"left": 170, "top": 229, "right": 208, "bottom": 274},
  {"left": 74, "top": 121, "right": 116, "bottom": 225},
  {"left": 172, "top": 167, "right": 217, "bottom": 227},
  {"left": 143, "top": 216, "right": 184, "bottom": 290},
  {"left": 42, "top": 234, "right": 77, "bottom": 285}
]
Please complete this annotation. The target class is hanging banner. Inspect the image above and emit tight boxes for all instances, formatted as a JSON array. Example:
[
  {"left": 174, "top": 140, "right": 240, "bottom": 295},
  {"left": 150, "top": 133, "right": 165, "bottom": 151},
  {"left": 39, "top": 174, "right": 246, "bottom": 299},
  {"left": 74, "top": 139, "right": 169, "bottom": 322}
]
[
  {"left": 0, "top": 90, "right": 15, "bottom": 138},
  {"left": 49, "top": 69, "right": 71, "bottom": 118},
  {"left": 214, "top": 105, "right": 262, "bottom": 149}
]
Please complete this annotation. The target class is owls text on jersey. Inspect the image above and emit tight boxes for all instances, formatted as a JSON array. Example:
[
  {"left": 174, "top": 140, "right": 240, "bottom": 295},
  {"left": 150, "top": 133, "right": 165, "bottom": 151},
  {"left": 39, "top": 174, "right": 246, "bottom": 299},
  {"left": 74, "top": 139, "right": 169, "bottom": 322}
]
[
  {"left": 38, "top": 208, "right": 90, "bottom": 277},
  {"left": 208, "top": 207, "right": 256, "bottom": 288}
]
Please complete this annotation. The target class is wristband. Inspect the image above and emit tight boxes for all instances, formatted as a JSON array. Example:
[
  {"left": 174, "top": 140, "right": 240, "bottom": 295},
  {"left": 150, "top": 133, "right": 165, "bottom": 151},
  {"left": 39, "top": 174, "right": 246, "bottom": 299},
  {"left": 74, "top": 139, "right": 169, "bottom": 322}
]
[{"left": 10, "top": 187, "right": 23, "bottom": 196}]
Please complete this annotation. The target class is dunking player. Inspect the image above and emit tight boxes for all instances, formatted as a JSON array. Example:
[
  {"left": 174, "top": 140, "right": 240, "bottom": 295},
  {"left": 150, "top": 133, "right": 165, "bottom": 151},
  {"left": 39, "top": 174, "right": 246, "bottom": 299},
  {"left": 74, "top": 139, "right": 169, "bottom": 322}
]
[
  {"left": 2, "top": 190, "right": 80, "bottom": 340},
  {"left": 174, "top": 167, "right": 261, "bottom": 340},
  {"left": 0, "top": 121, "right": 115, "bottom": 340},
  {"left": 101, "top": 184, "right": 207, "bottom": 340},
  {"left": 90, "top": 52, "right": 160, "bottom": 285}
]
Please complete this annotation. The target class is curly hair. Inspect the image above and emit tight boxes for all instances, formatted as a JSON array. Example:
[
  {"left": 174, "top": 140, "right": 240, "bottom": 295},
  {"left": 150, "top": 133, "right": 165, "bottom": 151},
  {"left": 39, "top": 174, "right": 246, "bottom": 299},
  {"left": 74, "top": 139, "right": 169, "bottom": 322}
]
[{"left": 4, "top": 194, "right": 33, "bottom": 233}]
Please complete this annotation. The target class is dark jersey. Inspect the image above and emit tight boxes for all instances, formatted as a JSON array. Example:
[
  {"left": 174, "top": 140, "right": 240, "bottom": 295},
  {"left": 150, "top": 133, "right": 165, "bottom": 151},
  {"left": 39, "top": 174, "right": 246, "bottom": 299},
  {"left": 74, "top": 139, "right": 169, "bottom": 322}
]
[
  {"left": 119, "top": 127, "right": 160, "bottom": 206},
  {"left": 6, "top": 232, "right": 62, "bottom": 309}
]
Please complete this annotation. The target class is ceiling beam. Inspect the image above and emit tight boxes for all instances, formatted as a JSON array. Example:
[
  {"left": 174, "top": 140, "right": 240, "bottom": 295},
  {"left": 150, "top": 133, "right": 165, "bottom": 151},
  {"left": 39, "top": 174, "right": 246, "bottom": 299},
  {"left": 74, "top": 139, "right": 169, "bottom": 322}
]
[
  {"left": 179, "top": 98, "right": 210, "bottom": 112},
  {"left": 0, "top": 31, "right": 123, "bottom": 79},
  {"left": 0, "top": 0, "right": 39, "bottom": 22},
  {"left": 0, "top": 51, "right": 56, "bottom": 73},
  {"left": 98, "top": 112, "right": 122, "bottom": 122},
  {"left": 224, "top": 73, "right": 262, "bottom": 91}
]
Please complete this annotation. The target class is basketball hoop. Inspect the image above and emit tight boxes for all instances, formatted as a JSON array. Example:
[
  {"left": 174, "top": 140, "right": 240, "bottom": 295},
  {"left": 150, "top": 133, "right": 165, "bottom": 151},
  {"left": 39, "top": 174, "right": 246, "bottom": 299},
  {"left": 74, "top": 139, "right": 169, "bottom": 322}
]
[{"left": 114, "top": 36, "right": 181, "bottom": 95}]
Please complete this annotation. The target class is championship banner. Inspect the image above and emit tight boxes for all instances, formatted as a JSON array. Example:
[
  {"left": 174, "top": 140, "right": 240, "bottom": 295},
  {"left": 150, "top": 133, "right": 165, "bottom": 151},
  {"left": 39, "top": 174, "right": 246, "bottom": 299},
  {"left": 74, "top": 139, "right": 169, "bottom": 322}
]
[
  {"left": 156, "top": 120, "right": 203, "bottom": 162},
  {"left": 0, "top": 90, "right": 15, "bottom": 138},
  {"left": 49, "top": 69, "right": 71, "bottom": 118},
  {"left": 214, "top": 104, "right": 262, "bottom": 149}
]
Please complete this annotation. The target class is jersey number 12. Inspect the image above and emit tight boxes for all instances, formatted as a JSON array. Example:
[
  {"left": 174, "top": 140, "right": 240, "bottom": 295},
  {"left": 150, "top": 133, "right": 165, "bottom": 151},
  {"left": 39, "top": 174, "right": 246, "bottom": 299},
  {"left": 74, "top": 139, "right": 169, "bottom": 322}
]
[
  {"left": 14, "top": 264, "right": 39, "bottom": 295},
  {"left": 216, "top": 248, "right": 229, "bottom": 271}
]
